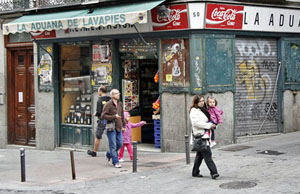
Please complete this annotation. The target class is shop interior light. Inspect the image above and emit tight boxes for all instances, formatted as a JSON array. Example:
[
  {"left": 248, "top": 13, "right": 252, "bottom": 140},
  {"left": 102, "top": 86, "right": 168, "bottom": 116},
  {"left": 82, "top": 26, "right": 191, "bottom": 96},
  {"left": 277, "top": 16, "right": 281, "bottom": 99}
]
[{"left": 285, "top": 0, "right": 300, "bottom": 2}]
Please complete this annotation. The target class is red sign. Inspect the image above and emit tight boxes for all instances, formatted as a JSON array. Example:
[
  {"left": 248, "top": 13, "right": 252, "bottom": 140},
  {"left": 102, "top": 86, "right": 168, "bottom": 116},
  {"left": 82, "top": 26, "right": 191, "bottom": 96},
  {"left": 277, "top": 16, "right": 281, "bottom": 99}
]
[
  {"left": 206, "top": 3, "right": 244, "bottom": 29},
  {"left": 31, "top": 30, "right": 56, "bottom": 39},
  {"left": 151, "top": 4, "right": 188, "bottom": 31}
]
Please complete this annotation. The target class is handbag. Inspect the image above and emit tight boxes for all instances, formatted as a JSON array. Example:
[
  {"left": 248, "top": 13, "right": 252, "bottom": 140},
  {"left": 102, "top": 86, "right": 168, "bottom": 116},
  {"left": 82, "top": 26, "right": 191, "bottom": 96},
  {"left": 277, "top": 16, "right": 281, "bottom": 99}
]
[
  {"left": 105, "top": 102, "right": 120, "bottom": 131},
  {"left": 191, "top": 135, "right": 208, "bottom": 152}
]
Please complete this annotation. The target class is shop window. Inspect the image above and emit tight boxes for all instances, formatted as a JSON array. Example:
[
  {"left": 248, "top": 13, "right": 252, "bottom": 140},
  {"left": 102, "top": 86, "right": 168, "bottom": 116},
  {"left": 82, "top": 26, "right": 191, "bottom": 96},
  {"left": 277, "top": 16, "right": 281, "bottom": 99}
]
[
  {"left": 60, "top": 42, "right": 92, "bottom": 127},
  {"left": 161, "top": 39, "right": 190, "bottom": 87},
  {"left": 91, "top": 40, "right": 113, "bottom": 89}
]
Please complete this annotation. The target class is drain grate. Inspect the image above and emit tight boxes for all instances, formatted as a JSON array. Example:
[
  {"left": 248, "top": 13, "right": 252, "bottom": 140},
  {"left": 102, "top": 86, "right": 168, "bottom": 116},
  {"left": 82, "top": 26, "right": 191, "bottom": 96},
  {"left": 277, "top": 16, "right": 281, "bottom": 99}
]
[
  {"left": 139, "top": 161, "right": 168, "bottom": 167},
  {"left": 257, "top": 150, "right": 284, "bottom": 155},
  {"left": 220, "top": 181, "right": 257, "bottom": 189},
  {"left": 220, "top": 145, "right": 252, "bottom": 152}
]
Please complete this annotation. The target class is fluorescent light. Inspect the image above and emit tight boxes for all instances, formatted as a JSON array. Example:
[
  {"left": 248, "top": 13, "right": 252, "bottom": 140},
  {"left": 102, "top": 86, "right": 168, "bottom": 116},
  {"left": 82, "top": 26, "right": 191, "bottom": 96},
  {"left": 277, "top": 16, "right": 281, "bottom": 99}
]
[{"left": 285, "top": 0, "right": 300, "bottom": 2}]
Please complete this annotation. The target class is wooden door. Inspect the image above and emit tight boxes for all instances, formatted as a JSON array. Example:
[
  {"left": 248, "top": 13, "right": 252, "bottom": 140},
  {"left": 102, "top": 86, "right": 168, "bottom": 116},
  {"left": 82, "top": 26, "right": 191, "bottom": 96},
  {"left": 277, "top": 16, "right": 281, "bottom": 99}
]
[{"left": 11, "top": 50, "right": 35, "bottom": 145}]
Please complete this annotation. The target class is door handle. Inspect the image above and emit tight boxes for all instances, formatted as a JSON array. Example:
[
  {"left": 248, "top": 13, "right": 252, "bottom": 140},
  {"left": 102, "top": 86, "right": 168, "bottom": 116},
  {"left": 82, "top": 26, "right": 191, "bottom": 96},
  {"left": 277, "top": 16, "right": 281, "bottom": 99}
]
[
  {"left": 31, "top": 115, "right": 34, "bottom": 119},
  {"left": 18, "top": 115, "right": 21, "bottom": 118}
]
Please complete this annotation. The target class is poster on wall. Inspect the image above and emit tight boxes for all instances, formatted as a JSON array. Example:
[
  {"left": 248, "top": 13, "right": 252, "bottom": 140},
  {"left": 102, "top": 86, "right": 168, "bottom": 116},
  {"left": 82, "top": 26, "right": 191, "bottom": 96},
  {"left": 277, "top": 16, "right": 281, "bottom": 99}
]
[
  {"left": 91, "top": 43, "right": 112, "bottom": 89},
  {"left": 100, "top": 45, "right": 109, "bottom": 62},
  {"left": 38, "top": 44, "right": 53, "bottom": 91},
  {"left": 151, "top": 4, "right": 189, "bottom": 31},
  {"left": 91, "top": 62, "right": 112, "bottom": 86},
  {"left": 161, "top": 39, "right": 189, "bottom": 87},
  {"left": 92, "top": 45, "right": 101, "bottom": 61}
]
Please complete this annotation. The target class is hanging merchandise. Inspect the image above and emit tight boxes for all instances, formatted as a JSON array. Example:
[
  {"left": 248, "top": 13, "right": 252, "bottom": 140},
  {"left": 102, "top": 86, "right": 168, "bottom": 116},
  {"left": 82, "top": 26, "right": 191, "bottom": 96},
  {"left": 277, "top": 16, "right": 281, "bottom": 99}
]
[
  {"left": 154, "top": 71, "right": 159, "bottom": 83},
  {"left": 152, "top": 97, "right": 160, "bottom": 115}
]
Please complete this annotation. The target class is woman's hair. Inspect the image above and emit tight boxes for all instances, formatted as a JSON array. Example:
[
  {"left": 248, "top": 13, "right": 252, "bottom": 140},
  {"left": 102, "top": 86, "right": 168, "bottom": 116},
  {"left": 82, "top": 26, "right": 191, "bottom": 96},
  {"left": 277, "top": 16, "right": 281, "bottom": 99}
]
[
  {"left": 207, "top": 96, "right": 218, "bottom": 106},
  {"left": 189, "top": 95, "right": 205, "bottom": 112}
]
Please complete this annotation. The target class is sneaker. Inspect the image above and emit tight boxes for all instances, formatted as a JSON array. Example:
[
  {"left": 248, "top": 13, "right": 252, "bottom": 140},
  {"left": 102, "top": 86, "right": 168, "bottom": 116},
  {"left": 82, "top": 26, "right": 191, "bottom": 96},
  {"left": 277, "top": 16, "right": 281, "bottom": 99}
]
[
  {"left": 87, "top": 150, "right": 97, "bottom": 157},
  {"left": 119, "top": 158, "right": 124, "bottom": 162},
  {"left": 202, "top": 133, "right": 209, "bottom": 139},
  {"left": 211, "top": 173, "right": 220, "bottom": 179},
  {"left": 210, "top": 141, "right": 217, "bottom": 148},
  {"left": 105, "top": 153, "right": 111, "bottom": 163},
  {"left": 114, "top": 163, "right": 122, "bottom": 168}
]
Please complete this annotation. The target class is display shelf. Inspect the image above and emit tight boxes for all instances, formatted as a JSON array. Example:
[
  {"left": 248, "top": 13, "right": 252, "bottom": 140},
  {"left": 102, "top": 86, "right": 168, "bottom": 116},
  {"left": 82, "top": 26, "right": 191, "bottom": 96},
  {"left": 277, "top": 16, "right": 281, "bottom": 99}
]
[{"left": 61, "top": 123, "right": 92, "bottom": 127}]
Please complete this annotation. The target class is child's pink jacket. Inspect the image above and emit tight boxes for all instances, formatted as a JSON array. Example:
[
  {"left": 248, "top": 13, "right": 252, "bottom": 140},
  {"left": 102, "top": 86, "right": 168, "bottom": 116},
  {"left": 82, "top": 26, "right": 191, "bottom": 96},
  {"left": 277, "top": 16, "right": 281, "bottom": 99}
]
[
  {"left": 207, "top": 106, "right": 223, "bottom": 124},
  {"left": 123, "top": 112, "right": 145, "bottom": 144}
]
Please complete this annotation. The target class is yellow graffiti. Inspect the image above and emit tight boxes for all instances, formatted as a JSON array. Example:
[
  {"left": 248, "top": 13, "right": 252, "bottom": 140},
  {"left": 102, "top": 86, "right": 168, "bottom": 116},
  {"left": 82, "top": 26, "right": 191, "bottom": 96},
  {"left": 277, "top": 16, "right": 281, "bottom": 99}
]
[{"left": 237, "top": 60, "right": 270, "bottom": 101}]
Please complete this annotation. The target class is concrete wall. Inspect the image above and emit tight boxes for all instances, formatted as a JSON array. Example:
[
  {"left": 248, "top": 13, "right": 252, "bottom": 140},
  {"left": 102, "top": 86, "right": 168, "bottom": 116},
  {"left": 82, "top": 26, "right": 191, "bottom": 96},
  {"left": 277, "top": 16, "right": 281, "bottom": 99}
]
[
  {"left": 161, "top": 92, "right": 234, "bottom": 152},
  {"left": 34, "top": 43, "right": 55, "bottom": 150},
  {"left": 283, "top": 90, "right": 300, "bottom": 133},
  {"left": 0, "top": 31, "right": 7, "bottom": 148}
]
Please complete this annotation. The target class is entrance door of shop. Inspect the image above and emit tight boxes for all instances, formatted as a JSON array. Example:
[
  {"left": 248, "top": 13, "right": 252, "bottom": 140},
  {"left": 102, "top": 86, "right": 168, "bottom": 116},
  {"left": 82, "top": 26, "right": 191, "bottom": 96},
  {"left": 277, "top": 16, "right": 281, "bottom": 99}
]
[{"left": 8, "top": 50, "right": 35, "bottom": 145}]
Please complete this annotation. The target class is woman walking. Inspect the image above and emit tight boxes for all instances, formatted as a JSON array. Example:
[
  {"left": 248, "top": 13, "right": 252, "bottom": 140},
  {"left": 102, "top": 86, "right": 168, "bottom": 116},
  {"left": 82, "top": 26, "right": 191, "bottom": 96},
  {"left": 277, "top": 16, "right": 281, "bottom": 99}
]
[{"left": 189, "top": 95, "right": 220, "bottom": 179}]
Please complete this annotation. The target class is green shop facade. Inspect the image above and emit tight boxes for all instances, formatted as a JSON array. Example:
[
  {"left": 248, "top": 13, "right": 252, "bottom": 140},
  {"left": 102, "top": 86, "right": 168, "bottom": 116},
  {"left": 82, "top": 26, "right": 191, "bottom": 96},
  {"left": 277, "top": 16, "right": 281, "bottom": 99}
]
[{"left": 3, "top": 1, "right": 300, "bottom": 152}]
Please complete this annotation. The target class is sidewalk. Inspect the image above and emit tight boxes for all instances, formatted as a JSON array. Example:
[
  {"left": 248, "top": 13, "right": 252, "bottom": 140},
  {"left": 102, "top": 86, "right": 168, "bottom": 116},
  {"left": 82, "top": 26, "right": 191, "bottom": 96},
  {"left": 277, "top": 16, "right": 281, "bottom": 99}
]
[
  {"left": 0, "top": 143, "right": 186, "bottom": 187},
  {"left": 1, "top": 131, "right": 300, "bottom": 194}
]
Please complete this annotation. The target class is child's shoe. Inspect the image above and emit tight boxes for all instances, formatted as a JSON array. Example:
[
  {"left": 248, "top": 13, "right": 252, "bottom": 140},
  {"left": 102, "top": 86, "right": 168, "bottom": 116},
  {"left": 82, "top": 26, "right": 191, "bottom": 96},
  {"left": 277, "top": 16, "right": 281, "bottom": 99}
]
[
  {"left": 202, "top": 132, "right": 210, "bottom": 139},
  {"left": 119, "top": 158, "right": 124, "bottom": 162},
  {"left": 210, "top": 141, "right": 217, "bottom": 148},
  {"left": 114, "top": 163, "right": 122, "bottom": 168}
]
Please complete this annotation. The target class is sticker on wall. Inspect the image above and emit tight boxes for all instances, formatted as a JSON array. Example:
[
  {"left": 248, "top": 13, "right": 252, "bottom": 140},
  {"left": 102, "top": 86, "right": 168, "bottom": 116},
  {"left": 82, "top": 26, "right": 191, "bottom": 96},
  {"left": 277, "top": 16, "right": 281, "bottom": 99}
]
[{"left": 38, "top": 53, "right": 52, "bottom": 91}]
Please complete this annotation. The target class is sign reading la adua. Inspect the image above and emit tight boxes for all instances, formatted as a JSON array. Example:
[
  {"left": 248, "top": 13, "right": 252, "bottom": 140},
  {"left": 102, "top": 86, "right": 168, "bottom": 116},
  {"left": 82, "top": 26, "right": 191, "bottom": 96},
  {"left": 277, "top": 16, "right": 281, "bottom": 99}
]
[{"left": 3, "top": 0, "right": 165, "bottom": 35}]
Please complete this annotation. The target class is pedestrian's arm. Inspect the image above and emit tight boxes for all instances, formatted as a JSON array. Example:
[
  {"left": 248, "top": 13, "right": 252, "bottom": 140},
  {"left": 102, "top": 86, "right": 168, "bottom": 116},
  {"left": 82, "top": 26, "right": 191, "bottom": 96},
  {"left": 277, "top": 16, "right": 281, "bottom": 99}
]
[
  {"left": 190, "top": 109, "right": 213, "bottom": 129},
  {"left": 131, "top": 121, "right": 146, "bottom": 128},
  {"left": 101, "top": 104, "right": 116, "bottom": 121},
  {"left": 95, "top": 99, "right": 102, "bottom": 117}
]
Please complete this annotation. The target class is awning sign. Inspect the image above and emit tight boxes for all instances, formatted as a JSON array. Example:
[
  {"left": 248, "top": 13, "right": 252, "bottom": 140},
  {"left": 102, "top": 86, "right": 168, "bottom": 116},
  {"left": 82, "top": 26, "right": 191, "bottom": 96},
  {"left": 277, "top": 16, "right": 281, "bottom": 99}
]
[{"left": 4, "top": 12, "right": 147, "bottom": 35}]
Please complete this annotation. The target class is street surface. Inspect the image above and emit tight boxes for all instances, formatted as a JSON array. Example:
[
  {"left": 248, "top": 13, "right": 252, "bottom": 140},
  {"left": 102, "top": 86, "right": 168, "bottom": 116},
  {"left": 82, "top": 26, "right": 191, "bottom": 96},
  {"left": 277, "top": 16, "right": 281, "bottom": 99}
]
[{"left": 1, "top": 132, "right": 300, "bottom": 194}]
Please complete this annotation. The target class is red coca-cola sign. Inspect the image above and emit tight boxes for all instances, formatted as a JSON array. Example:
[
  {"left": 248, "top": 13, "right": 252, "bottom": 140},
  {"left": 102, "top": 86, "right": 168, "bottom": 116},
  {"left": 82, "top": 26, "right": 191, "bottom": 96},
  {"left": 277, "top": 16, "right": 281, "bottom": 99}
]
[
  {"left": 151, "top": 4, "right": 188, "bottom": 31},
  {"left": 206, "top": 3, "right": 244, "bottom": 29},
  {"left": 31, "top": 30, "right": 56, "bottom": 39}
]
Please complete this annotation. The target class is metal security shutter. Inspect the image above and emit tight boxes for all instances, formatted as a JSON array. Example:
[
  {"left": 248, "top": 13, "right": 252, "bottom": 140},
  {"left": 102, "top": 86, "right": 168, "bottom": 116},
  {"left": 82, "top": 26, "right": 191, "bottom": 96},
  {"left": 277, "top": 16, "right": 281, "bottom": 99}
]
[{"left": 235, "top": 38, "right": 279, "bottom": 136}]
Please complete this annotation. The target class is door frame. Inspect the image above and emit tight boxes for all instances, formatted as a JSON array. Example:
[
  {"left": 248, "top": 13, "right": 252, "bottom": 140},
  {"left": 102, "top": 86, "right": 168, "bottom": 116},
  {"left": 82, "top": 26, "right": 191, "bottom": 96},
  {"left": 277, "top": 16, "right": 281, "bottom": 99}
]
[{"left": 5, "top": 36, "right": 33, "bottom": 144}]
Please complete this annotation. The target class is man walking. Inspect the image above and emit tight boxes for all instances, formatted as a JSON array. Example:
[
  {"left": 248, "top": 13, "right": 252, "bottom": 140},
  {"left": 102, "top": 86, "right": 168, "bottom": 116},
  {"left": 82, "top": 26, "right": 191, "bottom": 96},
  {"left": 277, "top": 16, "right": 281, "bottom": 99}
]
[
  {"left": 87, "top": 85, "right": 111, "bottom": 157},
  {"left": 102, "top": 89, "right": 125, "bottom": 168}
]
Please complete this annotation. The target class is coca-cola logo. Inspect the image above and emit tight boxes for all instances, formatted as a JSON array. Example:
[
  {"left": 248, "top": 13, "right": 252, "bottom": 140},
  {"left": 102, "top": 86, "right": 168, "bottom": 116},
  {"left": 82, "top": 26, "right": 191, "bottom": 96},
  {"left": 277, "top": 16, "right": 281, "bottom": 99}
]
[
  {"left": 206, "top": 4, "right": 244, "bottom": 29},
  {"left": 157, "top": 7, "right": 182, "bottom": 23},
  {"left": 211, "top": 8, "right": 237, "bottom": 21}
]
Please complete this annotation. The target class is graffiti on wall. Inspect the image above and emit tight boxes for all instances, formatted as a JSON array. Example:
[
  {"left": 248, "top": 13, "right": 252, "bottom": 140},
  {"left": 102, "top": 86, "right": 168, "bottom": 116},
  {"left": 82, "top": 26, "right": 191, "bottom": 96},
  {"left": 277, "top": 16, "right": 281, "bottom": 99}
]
[
  {"left": 236, "top": 60, "right": 271, "bottom": 101},
  {"left": 235, "top": 40, "right": 278, "bottom": 125}
]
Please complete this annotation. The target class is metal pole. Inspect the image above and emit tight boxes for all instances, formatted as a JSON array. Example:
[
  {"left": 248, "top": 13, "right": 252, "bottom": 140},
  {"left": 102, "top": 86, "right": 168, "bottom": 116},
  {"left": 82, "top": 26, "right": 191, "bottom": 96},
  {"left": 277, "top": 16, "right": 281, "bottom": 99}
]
[
  {"left": 132, "top": 141, "right": 137, "bottom": 173},
  {"left": 70, "top": 150, "right": 76, "bottom": 180},
  {"left": 20, "top": 148, "right": 26, "bottom": 182},
  {"left": 185, "top": 135, "right": 190, "bottom": 164}
]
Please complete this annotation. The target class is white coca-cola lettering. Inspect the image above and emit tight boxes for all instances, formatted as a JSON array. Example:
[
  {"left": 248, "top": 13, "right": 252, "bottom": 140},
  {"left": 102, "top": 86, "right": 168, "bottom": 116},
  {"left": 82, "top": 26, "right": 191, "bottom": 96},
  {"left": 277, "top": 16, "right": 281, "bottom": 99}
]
[
  {"left": 157, "top": 9, "right": 181, "bottom": 23},
  {"left": 211, "top": 8, "right": 237, "bottom": 21}
]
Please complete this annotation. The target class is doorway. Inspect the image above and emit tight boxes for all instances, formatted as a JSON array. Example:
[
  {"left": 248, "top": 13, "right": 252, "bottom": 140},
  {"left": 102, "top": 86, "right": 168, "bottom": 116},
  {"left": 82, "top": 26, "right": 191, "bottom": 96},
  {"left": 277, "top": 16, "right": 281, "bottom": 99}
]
[{"left": 7, "top": 49, "right": 35, "bottom": 145}]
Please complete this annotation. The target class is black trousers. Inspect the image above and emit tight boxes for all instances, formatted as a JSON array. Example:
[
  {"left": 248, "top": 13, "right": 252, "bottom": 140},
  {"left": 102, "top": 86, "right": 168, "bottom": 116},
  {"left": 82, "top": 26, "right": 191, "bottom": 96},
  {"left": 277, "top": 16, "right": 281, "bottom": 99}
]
[{"left": 192, "top": 147, "right": 218, "bottom": 176}]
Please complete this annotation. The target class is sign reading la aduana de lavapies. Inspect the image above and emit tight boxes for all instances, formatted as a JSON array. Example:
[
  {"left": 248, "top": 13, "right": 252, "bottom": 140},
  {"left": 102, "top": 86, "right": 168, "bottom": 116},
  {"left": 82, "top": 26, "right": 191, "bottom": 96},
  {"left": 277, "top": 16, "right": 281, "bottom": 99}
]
[{"left": 3, "top": 11, "right": 147, "bottom": 35}]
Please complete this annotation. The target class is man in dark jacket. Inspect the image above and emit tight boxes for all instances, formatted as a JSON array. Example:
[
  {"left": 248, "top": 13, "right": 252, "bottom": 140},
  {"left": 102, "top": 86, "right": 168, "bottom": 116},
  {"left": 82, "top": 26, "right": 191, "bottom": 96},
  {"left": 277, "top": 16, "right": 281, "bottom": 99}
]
[
  {"left": 87, "top": 85, "right": 111, "bottom": 157},
  {"left": 101, "top": 89, "right": 125, "bottom": 168}
]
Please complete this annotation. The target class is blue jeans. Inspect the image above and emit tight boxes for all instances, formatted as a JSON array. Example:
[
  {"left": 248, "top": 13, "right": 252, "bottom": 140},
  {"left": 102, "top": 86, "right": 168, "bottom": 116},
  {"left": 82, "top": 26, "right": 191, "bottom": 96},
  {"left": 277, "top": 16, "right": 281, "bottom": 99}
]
[{"left": 106, "top": 129, "right": 123, "bottom": 165}]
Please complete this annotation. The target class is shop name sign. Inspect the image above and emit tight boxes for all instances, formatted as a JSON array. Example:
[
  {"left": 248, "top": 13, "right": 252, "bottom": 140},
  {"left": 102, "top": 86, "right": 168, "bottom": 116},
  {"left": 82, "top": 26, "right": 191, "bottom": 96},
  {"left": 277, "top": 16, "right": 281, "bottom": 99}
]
[
  {"left": 204, "top": 3, "right": 300, "bottom": 33},
  {"left": 4, "top": 11, "right": 147, "bottom": 35}
]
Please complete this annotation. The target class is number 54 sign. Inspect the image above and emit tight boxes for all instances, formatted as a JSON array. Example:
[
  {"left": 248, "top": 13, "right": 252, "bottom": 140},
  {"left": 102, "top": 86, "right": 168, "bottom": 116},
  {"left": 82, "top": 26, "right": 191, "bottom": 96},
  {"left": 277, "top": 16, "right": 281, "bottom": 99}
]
[{"left": 188, "top": 3, "right": 206, "bottom": 29}]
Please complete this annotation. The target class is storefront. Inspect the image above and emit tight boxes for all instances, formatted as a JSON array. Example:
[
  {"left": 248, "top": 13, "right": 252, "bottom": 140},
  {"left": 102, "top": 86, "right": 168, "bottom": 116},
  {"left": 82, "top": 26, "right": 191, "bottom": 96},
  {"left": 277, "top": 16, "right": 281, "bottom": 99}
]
[{"left": 2, "top": 1, "right": 300, "bottom": 152}]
